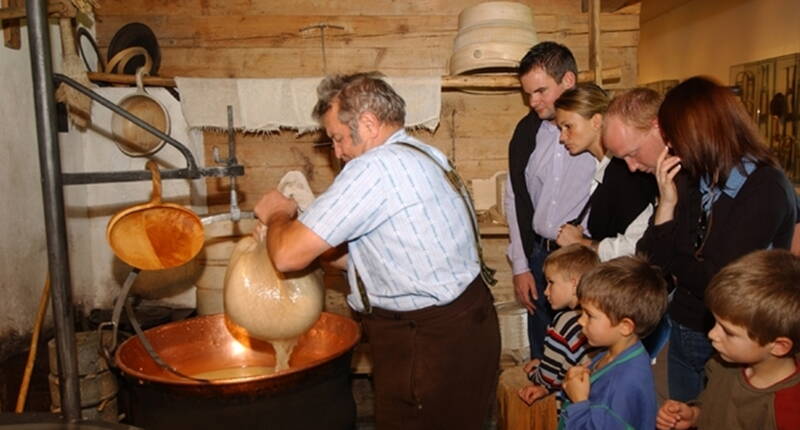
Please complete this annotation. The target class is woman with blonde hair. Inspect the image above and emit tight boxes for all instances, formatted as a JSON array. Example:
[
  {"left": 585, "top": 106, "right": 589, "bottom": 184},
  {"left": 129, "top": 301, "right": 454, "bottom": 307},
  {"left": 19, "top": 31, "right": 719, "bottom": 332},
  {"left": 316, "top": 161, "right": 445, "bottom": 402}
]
[{"left": 554, "top": 83, "right": 658, "bottom": 261}]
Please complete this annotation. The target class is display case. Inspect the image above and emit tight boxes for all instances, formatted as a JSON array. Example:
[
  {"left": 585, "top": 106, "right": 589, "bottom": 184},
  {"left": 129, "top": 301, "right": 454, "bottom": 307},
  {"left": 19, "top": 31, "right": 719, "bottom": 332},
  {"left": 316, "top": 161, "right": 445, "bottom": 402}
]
[{"left": 731, "top": 53, "right": 800, "bottom": 182}]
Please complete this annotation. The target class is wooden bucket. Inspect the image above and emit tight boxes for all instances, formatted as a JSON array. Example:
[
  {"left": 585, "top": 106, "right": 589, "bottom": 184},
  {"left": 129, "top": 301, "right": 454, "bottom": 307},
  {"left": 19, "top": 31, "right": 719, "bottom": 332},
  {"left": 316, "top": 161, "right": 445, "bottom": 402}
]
[
  {"left": 111, "top": 67, "right": 168, "bottom": 157},
  {"left": 457, "top": 1, "right": 536, "bottom": 29},
  {"left": 449, "top": 1, "right": 538, "bottom": 75},
  {"left": 48, "top": 331, "right": 120, "bottom": 422},
  {"left": 497, "top": 365, "right": 557, "bottom": 430}
]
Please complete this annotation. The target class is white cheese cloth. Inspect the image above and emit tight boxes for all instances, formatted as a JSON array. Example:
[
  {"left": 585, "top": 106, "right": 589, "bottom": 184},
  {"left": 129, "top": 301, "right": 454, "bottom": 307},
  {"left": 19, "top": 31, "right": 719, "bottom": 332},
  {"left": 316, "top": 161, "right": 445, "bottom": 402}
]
[{"left": 175, "top": 76, "right": 441, "bottom": 133}]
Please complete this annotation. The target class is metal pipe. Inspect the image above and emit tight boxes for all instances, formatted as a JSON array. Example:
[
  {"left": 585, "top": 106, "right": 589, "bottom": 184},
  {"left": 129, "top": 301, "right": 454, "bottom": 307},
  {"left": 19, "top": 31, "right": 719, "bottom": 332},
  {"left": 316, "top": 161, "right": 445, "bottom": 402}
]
[
  {"left": 226, "top": 106, "right": 241, "bottom": 220},
  {"left": 51, "top": 74, "right": 246, "bottom": 185},
  {"left": 53, "top": 73, "right": 199, "bottom": 172},
  {"left": 200, "top": 211, "right": 255, "bottom": 226},
  {"left": 25, "top": 0, "right": 81, "bottom": 422},
  {"left": 61, "top": 164, "right": 245, "bottom": 185}
]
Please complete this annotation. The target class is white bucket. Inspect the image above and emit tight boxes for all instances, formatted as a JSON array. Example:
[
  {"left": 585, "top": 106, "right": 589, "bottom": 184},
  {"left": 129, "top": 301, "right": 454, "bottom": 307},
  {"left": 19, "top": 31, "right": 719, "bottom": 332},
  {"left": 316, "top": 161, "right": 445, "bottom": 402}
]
[
  {"left": 494, "top": 301, "right": 530, "bottom": 353},
  {"left": 449, "top": 1, "right": 538, "bottom": 75},
  {"left": 195, "top": 218, "right": 258, "bottom": 315}
]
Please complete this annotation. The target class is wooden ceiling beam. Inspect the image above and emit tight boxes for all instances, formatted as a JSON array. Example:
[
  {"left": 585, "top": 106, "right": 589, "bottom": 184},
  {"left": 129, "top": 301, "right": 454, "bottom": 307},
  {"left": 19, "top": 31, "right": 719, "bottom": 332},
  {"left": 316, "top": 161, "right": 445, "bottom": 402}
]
[{"left": 582, "top": 0, "right": 640, "bottom": 13}]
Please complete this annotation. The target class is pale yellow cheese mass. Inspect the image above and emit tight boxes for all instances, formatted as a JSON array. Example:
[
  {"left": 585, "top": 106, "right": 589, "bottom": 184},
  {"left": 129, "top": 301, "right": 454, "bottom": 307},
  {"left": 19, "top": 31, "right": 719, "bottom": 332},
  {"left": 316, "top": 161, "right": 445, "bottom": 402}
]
[{"left": 223, "top": 226, "right": 324, "bottom": 371}]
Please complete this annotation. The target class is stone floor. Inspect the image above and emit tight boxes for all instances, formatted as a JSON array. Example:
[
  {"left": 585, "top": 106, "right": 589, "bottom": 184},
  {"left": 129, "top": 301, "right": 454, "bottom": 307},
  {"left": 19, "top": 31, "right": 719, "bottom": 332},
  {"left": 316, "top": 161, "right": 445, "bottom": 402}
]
[{"left": 352, "top": 375, "right": 376, "bottom": 429}]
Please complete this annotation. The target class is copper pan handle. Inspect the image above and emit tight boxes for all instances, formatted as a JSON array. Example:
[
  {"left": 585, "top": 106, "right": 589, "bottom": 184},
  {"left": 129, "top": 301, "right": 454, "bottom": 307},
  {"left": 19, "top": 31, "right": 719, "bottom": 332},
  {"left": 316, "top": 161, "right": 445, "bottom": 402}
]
[{"left": 145, "top": 160, "right": 162, "bottom": 204}]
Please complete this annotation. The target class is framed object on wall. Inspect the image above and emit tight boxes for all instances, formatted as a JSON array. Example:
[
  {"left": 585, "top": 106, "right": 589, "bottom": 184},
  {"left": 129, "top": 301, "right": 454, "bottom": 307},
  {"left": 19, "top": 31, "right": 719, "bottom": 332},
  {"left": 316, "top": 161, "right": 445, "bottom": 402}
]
[{"left": 731, "top": 54, "right": 800, "bottom": 183}]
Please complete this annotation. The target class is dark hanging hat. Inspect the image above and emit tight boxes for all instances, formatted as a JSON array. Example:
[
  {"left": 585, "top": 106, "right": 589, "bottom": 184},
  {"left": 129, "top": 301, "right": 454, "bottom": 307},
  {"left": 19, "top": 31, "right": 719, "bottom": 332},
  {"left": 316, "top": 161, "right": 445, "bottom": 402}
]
[{"left": 107, "top": 22, "right": 161, "bottom": 75}]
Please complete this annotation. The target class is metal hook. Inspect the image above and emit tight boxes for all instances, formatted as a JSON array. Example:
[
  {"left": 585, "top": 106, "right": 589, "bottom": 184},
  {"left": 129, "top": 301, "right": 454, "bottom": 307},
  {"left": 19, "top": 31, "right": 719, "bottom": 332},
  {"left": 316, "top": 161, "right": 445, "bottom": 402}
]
[
  {"left": 299, "top": 23, "right": 345, "bottom": 74},
  {"left": 200, "top": 105, "right": 256, "bottom": 225}
]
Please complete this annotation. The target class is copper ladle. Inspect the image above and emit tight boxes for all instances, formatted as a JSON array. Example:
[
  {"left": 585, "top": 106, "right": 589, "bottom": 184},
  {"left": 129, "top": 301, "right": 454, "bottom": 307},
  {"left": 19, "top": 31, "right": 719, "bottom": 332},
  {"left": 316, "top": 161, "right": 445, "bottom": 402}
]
[{"left": 106, "top": 161, "right": 204, "bottom": 270}]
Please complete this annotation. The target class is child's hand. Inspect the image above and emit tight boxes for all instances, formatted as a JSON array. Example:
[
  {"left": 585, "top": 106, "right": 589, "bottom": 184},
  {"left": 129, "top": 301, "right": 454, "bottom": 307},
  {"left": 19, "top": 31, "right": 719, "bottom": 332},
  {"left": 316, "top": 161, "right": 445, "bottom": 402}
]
[
  {"left": 517, "top": 384, "right": 549, "bottom": 406},
  {"left": 656, "top": 400, "right": 698, "bottom": 430},
  {"left": 523, "top": 358, "right": 541, "bottom": 374},
  {"left": 563, "top": 365, "right": 590, "bottom": 403}
]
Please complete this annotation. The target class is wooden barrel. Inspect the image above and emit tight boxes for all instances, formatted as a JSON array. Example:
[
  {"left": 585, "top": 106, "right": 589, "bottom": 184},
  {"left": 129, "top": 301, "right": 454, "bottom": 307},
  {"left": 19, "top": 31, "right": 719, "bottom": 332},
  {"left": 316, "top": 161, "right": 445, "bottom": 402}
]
[
  {"left": 449, "top": 1, "right": 538, "bottom": 75},
  {"left": 47, "top": 331, "right": 120, "bottom": 422},
  {"left": 497, "top": 365, "right": 558, "bottom": 430},
  {"left": 457, "top": 1, "right": 536, "bottom": 29}
]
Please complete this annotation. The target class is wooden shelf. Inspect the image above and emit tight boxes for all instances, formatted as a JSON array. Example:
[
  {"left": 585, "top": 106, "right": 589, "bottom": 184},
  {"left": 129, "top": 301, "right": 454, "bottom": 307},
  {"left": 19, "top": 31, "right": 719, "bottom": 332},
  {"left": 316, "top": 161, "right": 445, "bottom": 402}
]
[
  {"left": 479, "top": 222, "right": 509, "bottom": 236},
  {"left": 86, "top": 67, "right": 622, "bottom": 89},
  {"left": 0, "top": 0, "right": 74, "bottom": 21}
]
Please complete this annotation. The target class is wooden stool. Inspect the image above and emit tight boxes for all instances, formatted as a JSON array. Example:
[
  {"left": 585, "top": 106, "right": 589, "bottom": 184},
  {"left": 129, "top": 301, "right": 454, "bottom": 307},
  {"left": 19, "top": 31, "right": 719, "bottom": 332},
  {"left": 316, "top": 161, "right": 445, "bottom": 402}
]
[{"left": 497, "top": 365, "right": 558, "bottom": 430}]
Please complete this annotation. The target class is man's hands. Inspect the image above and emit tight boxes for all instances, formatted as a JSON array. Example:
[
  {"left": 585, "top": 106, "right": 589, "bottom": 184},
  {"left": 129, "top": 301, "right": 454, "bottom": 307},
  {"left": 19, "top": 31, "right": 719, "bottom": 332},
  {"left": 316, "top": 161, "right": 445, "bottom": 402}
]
[
  {"left": 563, "top": 366, "right": 590, "bottom": 403},
  {"left": 656, "top": 400, "right": 699, "bottom": 430},
  {"left": 513, "top": 271, "right": 538, "bottom": 313},
  {"left": 251, "top": 189, "right": 330, "bottom": 273},
  {"left": 254, "top": 190, "right": 298, "bottom": 226}
]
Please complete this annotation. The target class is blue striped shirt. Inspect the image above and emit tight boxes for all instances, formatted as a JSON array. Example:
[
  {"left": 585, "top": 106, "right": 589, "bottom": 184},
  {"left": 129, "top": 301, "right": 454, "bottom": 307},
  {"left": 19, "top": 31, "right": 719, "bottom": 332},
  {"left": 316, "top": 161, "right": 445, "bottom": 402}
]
[
  {"left": 299, "top": 129, "right": 479, "bottom": 312},
  {"left": 530, "top": 310, "right": 591, "bottom": 406},
  {"left": 505, "top": 121, "right": 595, "bottom": 274}
]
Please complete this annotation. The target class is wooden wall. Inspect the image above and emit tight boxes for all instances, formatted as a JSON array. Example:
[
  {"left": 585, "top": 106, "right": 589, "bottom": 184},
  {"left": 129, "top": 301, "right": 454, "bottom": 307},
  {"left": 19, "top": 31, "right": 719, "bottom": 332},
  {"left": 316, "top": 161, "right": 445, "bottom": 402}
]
[
  {"left": 95, "top": 0, "right": 639, "bottom": 79},
  {"left": 94, "top": 0, "right": 640, "bottom": 304}
]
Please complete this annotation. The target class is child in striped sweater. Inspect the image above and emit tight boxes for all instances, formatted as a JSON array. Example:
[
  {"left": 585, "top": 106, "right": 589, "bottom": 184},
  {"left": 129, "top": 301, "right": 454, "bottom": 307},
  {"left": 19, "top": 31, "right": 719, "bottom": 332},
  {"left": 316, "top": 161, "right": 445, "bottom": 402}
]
[{"left": 518, "top": 244, "right": 599, "bottom": 407}]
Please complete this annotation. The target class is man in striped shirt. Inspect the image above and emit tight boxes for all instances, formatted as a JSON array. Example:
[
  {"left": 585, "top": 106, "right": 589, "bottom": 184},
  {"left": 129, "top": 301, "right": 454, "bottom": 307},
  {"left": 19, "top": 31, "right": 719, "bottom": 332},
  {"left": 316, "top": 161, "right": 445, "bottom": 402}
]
[{"left": 254, "top": 72, "right": 501, "bottom": 429}]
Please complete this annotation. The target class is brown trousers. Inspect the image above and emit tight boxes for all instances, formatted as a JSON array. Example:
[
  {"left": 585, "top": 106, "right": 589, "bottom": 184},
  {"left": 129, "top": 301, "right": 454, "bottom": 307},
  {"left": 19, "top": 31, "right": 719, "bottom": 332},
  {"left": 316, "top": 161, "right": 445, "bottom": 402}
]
[{"left": 361, "top": 276, "right": 501, "bottom": 430}]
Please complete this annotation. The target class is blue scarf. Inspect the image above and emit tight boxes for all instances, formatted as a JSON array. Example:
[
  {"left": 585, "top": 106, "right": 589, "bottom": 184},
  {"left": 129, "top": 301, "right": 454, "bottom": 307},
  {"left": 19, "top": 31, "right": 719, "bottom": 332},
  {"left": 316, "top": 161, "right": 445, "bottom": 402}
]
[{"left": 698, "top": 158, "right": 757, "bottom": 213}]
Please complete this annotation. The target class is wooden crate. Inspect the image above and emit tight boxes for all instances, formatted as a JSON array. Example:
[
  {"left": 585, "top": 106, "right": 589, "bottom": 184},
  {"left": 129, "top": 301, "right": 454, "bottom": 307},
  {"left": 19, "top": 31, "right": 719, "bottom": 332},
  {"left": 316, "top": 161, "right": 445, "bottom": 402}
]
[{"left": 497, "top": 365, "right": 558, "bottom": 430}]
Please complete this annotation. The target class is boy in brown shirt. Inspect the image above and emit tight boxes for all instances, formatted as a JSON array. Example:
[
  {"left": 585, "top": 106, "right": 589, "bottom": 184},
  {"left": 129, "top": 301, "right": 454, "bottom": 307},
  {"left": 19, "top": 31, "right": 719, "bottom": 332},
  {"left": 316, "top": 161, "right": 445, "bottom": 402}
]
[{"left": 656, "top": 249, "right": 800, "bottom": 430}]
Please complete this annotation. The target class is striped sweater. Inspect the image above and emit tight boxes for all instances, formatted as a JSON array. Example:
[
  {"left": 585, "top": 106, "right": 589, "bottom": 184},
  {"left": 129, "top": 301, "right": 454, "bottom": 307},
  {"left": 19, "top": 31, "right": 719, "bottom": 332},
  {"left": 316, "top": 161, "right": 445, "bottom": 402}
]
[{"left": 529, "top": 309, "right": 591, "bottom": 403}]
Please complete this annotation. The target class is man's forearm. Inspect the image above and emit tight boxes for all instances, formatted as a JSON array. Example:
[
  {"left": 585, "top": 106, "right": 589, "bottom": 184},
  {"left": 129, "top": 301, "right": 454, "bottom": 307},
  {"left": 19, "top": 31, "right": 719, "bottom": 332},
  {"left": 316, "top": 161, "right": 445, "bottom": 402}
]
[
  {"left": 320, "top": 244, "right": 349, "bottom": 271},
  {"left": 264, "top": 213, "right": 333, "bottom": 273},
  {"left": 265, "top": 212, "right": 300, "bottom": 271}
]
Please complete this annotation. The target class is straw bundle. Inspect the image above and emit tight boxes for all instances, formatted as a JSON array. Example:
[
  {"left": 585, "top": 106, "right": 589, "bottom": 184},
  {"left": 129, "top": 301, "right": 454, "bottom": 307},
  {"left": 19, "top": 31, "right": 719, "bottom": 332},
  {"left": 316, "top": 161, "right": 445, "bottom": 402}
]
[
  {"left": 55, "top": 18, "right": 92, "bottom": 129},
  {"left": 70, "top": 0, "right": 97, "bottom": 15}
]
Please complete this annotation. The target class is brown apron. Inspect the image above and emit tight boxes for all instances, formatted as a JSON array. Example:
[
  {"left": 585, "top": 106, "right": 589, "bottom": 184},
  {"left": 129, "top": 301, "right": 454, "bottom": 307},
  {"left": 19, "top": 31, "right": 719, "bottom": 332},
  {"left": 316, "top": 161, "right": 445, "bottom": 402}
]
[{"left": 360, "top": 276, "right": 501, "bottom": 430}]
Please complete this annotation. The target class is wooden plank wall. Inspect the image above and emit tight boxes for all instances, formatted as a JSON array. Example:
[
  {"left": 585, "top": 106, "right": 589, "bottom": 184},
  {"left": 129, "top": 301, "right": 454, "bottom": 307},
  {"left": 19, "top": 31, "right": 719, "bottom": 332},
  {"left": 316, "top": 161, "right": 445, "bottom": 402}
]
[
  {"left": 94, "top": 0, "right": 640, "bottom": 304},
  {"left": 94, "top": 1, "right": 638, "bottom": 79}
]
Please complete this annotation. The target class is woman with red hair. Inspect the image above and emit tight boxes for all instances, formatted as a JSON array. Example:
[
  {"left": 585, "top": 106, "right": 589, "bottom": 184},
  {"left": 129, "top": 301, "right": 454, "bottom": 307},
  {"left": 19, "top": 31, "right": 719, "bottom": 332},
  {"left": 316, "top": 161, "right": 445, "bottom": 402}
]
[{"left": 637, "top": 76, "right": 796, "bottom": 402}]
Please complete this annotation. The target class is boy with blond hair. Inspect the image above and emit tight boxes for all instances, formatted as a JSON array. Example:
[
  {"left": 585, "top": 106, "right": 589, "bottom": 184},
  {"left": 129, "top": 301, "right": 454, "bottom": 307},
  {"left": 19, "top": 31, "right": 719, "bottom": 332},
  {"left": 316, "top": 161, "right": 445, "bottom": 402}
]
[
  {"left": 656, "top": 249, "right": 800, "bottom": 430},
  {"left": 560, "top": 255, "right": 668, "bottom": 429},
  {"left": 518, "top": 244, "right": 600, "bottom": 406}
]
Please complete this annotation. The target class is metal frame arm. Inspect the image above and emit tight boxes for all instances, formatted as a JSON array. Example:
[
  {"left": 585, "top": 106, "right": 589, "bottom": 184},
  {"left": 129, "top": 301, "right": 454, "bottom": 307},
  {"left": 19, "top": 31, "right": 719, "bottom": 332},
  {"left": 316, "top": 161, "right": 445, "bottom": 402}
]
[{"left": 52, "top": 73, "right": 245, "bottom": 185}]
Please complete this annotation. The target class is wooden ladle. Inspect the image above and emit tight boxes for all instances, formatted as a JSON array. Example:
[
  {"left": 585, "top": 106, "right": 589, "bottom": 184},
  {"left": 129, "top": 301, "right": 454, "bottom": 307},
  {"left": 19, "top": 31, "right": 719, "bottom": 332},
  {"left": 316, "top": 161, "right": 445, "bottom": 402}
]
[{"left": 106, "top": 161, "right": 204, "bottom": 270}]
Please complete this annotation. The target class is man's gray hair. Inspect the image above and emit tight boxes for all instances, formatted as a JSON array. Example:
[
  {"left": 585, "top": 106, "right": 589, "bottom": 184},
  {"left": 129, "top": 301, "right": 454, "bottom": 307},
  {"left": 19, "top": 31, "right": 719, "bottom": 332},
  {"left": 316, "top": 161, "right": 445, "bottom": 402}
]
[{"left": 312, "top": 72, "right": 406, "bottom": 137}]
